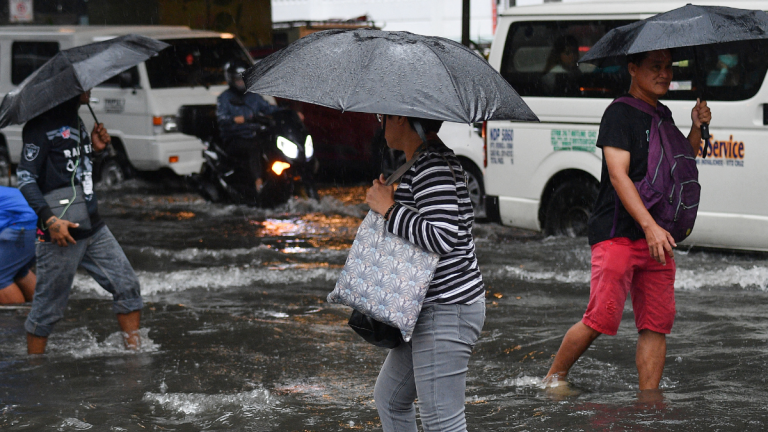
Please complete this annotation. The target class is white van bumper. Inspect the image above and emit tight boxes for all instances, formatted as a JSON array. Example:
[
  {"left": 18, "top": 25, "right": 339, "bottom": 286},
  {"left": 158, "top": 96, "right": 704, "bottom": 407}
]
[{"left": 125, "top": 133, "right": 204, "bottom": 176}]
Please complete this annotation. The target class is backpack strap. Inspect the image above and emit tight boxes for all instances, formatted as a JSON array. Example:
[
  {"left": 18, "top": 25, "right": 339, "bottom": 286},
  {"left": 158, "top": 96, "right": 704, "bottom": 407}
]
[{"left": 606, "top": 96, "right": 671, "bottom": 238}]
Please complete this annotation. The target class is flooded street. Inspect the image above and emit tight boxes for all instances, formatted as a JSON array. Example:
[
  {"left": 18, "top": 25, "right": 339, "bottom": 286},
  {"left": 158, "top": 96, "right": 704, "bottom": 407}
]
[{"left": 1, "top": 181, "right": 767, "bottom": 431}]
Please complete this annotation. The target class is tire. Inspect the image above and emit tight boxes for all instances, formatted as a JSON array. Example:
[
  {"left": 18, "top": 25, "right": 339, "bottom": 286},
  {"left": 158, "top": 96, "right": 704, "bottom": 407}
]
[
  {"left": 460, "top": 161, "right": 486, "bottom": 218},
  {"left": 194, "top": 164, "right": 224, "bottom": 203},
  {"left": 98, "top": 158, "right": 125, "bottom": 187},
  {"left": 544, "top": 181, "right": 598, "bottom": 237},
  {"left": 201, "top": 181, "right": 222, "bottom": 203}
]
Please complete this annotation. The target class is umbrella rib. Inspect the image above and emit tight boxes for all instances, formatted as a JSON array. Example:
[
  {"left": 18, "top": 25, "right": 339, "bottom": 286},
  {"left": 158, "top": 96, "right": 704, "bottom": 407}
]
[
  {"left": 338, "top": 38, "right": 381, "bottom": 113},
  {"left": 421, "top": 42, "right": 468, "bottom": 122}
]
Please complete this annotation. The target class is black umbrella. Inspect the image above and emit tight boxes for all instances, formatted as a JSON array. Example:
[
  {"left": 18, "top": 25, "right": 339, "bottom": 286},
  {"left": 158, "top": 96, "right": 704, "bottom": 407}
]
[
  {"left": 579, "top": 4, "right": 768, "bottom": 154},
  {"left": 244, "top": 29, "right": 538, "bottom": 124},
  {"left": 0, "top": 34, "right": 169, "bottom": 129}
]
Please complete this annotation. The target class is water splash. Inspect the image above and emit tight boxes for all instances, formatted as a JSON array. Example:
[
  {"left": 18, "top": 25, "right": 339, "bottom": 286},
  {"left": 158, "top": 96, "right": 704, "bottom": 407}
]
[
  {"left": 45, "top": 327, "right": 159, "bottom": 359},
  {"left": 58, "top": 418, "right": 93, "bottom": 431},
  {"left": 73, "top": 265, "right": 340, "bottom": 297},
  {"left": 143, "top": 388, "right": 274, "bottom": 416},
  {"left": 675, "top": 265, "right": 768, "bottom": 290},
  {"left": 487, "top": 263, "right": 768, "bottom": 291}
]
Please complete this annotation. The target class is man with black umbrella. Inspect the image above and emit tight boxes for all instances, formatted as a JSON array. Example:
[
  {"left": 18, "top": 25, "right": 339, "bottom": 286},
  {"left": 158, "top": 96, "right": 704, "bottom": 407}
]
[
  {"left": 544, "top": 49, "right": 711, "bottom": 393},
  {"left": 17, "top": 90, "right": 143, "bottom": 355}
]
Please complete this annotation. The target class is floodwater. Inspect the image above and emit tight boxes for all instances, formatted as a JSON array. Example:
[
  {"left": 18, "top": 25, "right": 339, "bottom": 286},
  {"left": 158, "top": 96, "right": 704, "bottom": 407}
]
[{"left": 1, "top": 180, "right": 767, "bottom": 431}]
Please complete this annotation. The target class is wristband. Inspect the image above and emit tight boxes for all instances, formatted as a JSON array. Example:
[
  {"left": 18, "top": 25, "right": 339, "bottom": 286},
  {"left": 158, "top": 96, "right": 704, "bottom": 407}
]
[
  {"left": 383, "top": 203, "right": 397, "bottom": 220},
  {"left": 44, "top": 216, "right": 58, "bottom": 231}
]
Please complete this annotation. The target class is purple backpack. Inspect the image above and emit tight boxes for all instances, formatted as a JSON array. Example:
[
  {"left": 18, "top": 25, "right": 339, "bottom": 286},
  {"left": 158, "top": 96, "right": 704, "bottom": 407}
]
[{"left": 610, "top": 96, "right": 700, "bottom": 242}]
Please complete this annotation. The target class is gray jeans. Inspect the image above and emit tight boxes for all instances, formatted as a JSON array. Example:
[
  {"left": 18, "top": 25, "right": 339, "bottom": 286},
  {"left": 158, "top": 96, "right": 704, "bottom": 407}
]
[
  {"left": 25, "top": 226, "right": 142, "bottom": 337},
  {"left": 374, "top": 300, "right": 485, "bottom": 432}
]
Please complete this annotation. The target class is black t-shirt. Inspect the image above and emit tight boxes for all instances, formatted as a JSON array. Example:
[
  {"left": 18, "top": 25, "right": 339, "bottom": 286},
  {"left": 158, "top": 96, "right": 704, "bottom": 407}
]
[
  {"left": 587, "top": 97, "right": 655, "bottom": 246},
  {"left": 17, "top": 112, "right": 104, "bottom": 241}
]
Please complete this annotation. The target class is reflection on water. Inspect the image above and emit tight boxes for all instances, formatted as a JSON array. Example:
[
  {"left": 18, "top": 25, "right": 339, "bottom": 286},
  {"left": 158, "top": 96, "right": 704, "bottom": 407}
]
[{"left": 0, "top": 181, "right": 766, "bottom": 430}]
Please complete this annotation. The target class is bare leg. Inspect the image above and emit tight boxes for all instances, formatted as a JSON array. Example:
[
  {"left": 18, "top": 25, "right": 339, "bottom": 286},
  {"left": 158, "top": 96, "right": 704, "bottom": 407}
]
[
  {"left": 15, "top": 271, "right": 36, "bottom": 302},
  {"left": 117, "top": 310, "right": 141, "bottom": 350},
  {"left": 636, "top": 329, "right": 666, "bottom": 390},
  {"left": 27, "top": 333, "right": 48, "bottom": 354},
  {"left": 0, "top": 283, "right": 25, "bottom": 304},
  {"left": 545, "top": 321, "right": 601, "bottom": 383}
]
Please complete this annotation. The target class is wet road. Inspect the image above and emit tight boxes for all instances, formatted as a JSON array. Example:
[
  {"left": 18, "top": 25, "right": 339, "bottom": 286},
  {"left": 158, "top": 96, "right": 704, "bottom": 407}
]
[{"left": 1, "top": 181, "right": 767, "bottom": 431}]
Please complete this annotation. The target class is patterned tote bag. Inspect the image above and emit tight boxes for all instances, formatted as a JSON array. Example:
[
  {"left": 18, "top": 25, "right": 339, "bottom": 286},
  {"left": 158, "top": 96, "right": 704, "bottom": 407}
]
[{"left": 327, "top": 152, "right": 440, "bottom": 342}]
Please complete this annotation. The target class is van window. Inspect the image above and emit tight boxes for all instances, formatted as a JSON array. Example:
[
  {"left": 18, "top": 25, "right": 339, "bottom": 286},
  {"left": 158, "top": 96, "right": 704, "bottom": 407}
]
[
  {"left": 97, "top": 66, "right": 140, "bottom": 88},
  {"left": 144, "top": 38, "right": 251, "bottom": 89},
  {"left": 668, "top": 40, "right": 768, "bottom": 102},
  {"left": 12, "top": 41, "right": 60, "bottom": 85},
  {"left": 501, "top": 21, "right": 768, "bottom": 102}
]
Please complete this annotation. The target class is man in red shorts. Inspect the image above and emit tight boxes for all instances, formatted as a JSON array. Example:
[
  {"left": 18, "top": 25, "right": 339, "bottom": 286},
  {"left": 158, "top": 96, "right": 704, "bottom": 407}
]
[{"left": 543, "top": 49, "right": 711, "bottom": 391}]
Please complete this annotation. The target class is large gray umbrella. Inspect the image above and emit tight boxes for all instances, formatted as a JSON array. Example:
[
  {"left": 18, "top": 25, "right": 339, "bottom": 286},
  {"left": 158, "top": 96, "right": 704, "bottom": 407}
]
[
  {"left": 245, "top": 29, "right": 538, "bottom": 124},
  {"left": 579, "top": 4, "right": 768, "bottom": 64},
  {"left": 579, "top": 4, "right": 768, "bottom": 156},
  {"left": 0, "top": 34, "right": 169, "bottom": 128}
]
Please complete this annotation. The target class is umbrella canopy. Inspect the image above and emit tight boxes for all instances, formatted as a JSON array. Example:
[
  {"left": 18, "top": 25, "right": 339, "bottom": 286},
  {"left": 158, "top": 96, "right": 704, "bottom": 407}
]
[
  {"left": 0, "top": 34, "right": 169, "bottom": 129},
  {"left": 245, "top": 29, "right": 538, "bottom": 124},
  {"left": 580, "top": 4, "right": 768, "bottom": 65}
]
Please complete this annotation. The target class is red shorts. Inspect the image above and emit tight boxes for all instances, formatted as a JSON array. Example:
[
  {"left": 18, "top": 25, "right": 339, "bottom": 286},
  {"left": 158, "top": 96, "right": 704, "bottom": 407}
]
[{"left": 582, "top": 238, "right": 676, "bottom": 336}]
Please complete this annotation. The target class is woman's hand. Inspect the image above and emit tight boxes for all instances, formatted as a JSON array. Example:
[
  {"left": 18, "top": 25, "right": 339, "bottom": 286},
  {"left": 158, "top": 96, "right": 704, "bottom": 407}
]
[{"left": 365, "top": 174, "right": 395, "bottom": 215}]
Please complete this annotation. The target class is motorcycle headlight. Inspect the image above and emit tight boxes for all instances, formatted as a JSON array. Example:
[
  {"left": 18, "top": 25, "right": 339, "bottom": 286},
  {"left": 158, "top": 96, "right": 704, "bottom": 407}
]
[
  {"left": 305, "top": 135, "right": 314, "bottom": 159},
  {"left": 276, "top": 136, "right": 299, "bottom": 159}
]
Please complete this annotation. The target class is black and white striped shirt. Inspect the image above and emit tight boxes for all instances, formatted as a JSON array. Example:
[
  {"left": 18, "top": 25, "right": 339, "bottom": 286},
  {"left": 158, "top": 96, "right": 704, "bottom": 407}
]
[{"left": 386, "top": 141, "right": 484, "bottom": 304}]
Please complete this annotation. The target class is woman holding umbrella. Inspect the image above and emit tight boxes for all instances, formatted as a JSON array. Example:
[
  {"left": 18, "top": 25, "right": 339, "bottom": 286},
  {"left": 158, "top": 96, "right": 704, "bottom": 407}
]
[
  {"left": 244, "top": 29, "right": 537, "bottom": 430},
  {"left": 365, "top": 114, "right": 485, "bottom": 431}
]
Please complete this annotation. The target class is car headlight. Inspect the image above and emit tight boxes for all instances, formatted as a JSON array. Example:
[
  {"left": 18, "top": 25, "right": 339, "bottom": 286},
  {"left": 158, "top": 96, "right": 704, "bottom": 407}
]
[
  {"left": 163, "top": 115, "right": 178, "bottom": 132},
  {"left": 276, "top": 136, "right": 299, "bottom": 159},
  {"left": 152, "top": 115, "right": 178, "bottom": 134},
  {"left": 305, "top": 135, "right": 314, "bottom": 159}
]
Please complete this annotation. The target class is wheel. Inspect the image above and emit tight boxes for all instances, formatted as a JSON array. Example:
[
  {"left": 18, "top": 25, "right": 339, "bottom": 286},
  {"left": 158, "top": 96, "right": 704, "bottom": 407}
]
[
  {"left": 460, "top": 161, "right": 486, "bottom": 218},
  {"left": 98, "top": 158, "right": 125, "bottom": 187},
  {"left": 543, "top": 180, "right": 598, "bottom": 237},
  {"left": 201, "top": 181, "right": 222, "bottom": 203}
]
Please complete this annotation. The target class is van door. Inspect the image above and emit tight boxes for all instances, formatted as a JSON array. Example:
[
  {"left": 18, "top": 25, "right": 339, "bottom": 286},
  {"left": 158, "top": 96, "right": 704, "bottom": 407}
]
[{"left": 85, "top": 66, "right": 147, "bottom": 170}]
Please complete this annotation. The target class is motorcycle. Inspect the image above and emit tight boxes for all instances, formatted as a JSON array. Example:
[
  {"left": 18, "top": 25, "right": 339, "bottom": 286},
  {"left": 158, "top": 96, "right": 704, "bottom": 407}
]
[{"left": 178, "top": 104, "right": 318, "bottom": 206}]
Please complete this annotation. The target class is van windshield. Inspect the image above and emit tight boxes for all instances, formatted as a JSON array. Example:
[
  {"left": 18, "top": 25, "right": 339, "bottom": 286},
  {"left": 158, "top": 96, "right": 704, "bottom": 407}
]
[
  {"left": 144, "top": 38, "right": 251, "bottom": 89},
  {"left": 501, "top": 21, "right": 768, "bottom": 101}
]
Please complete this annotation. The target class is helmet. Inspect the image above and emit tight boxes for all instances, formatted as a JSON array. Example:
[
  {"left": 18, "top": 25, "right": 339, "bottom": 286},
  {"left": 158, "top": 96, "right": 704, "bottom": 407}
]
[{"left": 224, "top": 59, "right": 250, "bottom": 92}]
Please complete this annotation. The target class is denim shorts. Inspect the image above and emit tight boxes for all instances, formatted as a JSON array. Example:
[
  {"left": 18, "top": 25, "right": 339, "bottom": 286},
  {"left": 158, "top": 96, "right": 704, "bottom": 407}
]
[
  {"left": 0, "top": 226, "right": 36, "bottom": 288},
  {"left": 25, "top": 226, "right": 142, "bottom": 337}
]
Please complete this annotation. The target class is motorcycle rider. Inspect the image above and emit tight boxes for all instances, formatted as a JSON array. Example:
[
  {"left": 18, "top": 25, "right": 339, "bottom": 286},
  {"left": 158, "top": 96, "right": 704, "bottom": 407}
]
[{"left": 216, "top": 59, "right": 280, "bottom": 200}]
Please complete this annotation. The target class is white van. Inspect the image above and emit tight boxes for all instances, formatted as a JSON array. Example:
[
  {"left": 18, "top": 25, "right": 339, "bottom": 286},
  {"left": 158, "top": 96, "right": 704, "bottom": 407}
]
[
  {"left": 0, "top": 26, "right": 253, "bottom": 183},
  {"left": 483, "top": 0, "right": 768, "bottom": 252},
  {"left": 440, "top": 122, "right": 487, "bottom": 217}
]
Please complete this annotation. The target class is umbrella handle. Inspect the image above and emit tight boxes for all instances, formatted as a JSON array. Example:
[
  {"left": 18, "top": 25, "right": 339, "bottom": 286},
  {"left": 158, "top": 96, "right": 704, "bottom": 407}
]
[
  {"left": 87, "top": 103, "right": 99, "bottom": 125},
  {"left": 700, "top": 123, "right": 710, "bottom": 159}
]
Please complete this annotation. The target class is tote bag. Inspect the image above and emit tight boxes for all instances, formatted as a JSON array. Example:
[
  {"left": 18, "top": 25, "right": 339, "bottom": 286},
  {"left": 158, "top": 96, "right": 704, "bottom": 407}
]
[{"left": 327, "top": 151, "right": 440, "bottom": 342}]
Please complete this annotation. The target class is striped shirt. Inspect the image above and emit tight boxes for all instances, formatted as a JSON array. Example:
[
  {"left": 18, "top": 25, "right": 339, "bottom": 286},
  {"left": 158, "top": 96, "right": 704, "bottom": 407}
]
[{"left": 386, "top": 140, "right": 484, "bottom": 304}]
